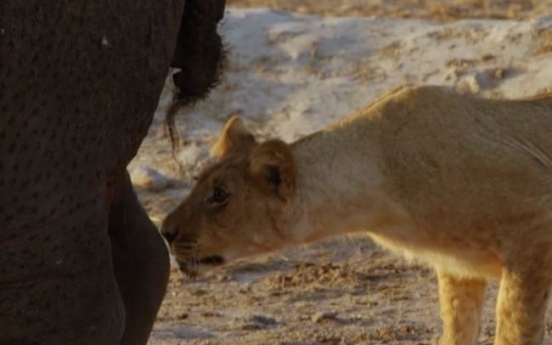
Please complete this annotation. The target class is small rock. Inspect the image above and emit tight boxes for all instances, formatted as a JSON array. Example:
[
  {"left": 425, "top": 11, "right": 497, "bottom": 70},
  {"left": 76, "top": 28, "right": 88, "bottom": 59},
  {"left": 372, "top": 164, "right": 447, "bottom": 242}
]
[
  {"left": 240, "top": 323, "right": 262, "bottom": 331},
  {"left": 201, "top": 311, "right": 220, "bottom": 317},
  {"left": 456, "top": 67, "right": 513, "bottom": 94},
  {"left": 479, "top": 54, "right": 495, "bottom": 62},
  {"left": 190, "top": 288, "right": 208, "bottom": 297},
  {"left": 311, "top": 311, "right": 338, "bottom": 323},
  {"left": 238, "top": 314, "right": 277, "bottom": 331},
  {"left": 455, "top": 75, "right": 481, "bottom": 94},
  {"left": 492, "top": 68, "right": 507, "bottom": 80},
  {"left": 248, "top": 314, "right": 277, "bottom": 326},
  {"left": 129, "top": 165, "right": 170, "bottom": 192},
  {"left": 463, "top": 75, "right": 481, "bottom": 93}
]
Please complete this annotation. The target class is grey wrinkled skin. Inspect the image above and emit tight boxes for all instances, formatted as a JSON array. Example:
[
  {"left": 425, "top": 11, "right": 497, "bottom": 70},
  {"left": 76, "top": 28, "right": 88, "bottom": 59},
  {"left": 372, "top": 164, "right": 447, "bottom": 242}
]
[{"left": 0, "top": 0, "right": 225, "bottom": 344}]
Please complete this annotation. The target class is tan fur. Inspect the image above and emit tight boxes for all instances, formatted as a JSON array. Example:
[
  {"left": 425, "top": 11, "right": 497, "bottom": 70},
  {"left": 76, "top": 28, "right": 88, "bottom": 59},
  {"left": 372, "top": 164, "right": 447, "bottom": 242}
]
[
  {"left": 250, "top": 139, "right": 297, "bottom": 202},
  {"left": 210, "top": 116, "right": 257, "bottom": 158},
  {"left": 162, "top": 85, "right": 552, "bottom": 345}
]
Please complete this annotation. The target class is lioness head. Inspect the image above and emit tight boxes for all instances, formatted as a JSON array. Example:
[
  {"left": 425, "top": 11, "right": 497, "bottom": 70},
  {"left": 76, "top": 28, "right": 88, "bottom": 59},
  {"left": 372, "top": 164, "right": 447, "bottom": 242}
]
[{"left": 161, "top": 117, "right": 297, "bottom": 277}]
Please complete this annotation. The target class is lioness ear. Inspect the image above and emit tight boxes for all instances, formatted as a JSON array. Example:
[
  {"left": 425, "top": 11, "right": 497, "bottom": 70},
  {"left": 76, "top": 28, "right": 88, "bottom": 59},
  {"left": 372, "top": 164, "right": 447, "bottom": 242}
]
[
  {"left": 250, "top": 140, "right": 297, "bottom": 202},
  {"left": 211, "top": 116, "right": 257, "bottom": 158}
]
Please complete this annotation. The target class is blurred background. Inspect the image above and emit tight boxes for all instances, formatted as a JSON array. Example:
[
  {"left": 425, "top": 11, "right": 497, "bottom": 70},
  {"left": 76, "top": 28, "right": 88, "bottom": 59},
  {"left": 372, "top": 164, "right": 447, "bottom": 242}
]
[{"left": 228, "top": 0, "right": 552, "bottom": 20}]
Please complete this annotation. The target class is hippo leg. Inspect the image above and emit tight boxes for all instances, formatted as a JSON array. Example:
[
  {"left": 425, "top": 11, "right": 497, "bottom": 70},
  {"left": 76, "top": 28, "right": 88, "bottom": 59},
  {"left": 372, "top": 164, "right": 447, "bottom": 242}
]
[
  {"left": 0, "top": 199, "right": 126, "bottom": 345},
  {"left": 108, "top": 172, "right": 170, "bottom": 345}
]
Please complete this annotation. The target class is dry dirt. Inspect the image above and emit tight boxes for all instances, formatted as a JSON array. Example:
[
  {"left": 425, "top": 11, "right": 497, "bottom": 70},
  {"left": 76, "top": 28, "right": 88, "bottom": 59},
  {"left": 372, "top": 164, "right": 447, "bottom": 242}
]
[
  {"left": 228, "top": 0, "right": 552, "bottom": 21},
  {"left": 145, "top": 2, "right": 552, "bottom": 344}
]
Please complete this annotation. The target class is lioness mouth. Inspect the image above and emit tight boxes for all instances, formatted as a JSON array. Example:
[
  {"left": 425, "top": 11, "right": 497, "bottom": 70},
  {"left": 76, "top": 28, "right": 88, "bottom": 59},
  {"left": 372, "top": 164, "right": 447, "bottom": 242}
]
[
  {"left": 176, "top": 255, "right": 226, "bottom": 278},
  {"left": 176, "top": 259, "right": 194, "bottom": 277},
  {"left": 197, "top": 255, "right": 225, "bottom": 266}
]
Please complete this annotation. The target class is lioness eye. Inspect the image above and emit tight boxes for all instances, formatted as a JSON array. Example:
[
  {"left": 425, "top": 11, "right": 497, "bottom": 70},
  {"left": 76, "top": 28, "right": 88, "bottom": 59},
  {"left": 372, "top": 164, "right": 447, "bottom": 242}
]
[{"left": 206, "top": 187, "right": 229, "bottom": 205}]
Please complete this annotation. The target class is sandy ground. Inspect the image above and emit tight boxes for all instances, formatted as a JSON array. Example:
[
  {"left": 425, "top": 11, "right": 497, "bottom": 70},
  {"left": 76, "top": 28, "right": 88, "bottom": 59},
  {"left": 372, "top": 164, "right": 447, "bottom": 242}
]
[
  {"left": 228, "top": 0, "right": 552, "bottom": 21},
  {"left": 136, "top": 2, "right": 552, "bottom": 344}
]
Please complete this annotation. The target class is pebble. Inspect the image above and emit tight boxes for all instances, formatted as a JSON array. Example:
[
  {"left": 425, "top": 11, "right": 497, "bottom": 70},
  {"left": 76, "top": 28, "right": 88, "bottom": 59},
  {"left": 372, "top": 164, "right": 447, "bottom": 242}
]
[
  {"left": 238, "top": 314, "right": 277, "bottom": 330},
  {"left": 457, "top": 74, "right": 481, "bottom": 93},
  {"left": 311, "top": 311, "right": 338, "bottom": 323},
  {"left": 129, "top": 165, "right": 170, "bottom": 192},
  {"left": 248, "top": 314, "right": 277, "bottom": 326}
]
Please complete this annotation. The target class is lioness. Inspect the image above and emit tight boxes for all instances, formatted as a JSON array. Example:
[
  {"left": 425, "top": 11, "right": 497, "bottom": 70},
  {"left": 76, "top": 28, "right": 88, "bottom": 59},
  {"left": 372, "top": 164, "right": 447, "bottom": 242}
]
[{"left": 162, "top": 85, "right": 552, "bottom": 345}]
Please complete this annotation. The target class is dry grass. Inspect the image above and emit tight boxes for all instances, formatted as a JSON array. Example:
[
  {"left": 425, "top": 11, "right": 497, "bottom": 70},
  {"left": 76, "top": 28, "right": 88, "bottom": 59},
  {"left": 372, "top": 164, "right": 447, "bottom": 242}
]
[{"left": 228, "top": 0, "right": 552, "bottom": 21}]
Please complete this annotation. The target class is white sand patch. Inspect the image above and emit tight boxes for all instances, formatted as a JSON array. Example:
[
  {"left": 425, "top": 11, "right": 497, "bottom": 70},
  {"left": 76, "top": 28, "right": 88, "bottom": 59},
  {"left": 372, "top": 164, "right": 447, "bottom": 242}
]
[{"left": 135, "top": 10, "right": 552, "bottom": 185}]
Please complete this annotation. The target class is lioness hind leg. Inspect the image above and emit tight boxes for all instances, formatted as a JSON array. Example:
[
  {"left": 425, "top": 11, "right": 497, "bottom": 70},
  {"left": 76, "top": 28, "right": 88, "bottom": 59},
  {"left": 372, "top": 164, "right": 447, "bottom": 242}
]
[
  {"left": 435, "top": 271, "right": 487, "bottom": 345},
  {"left": 494, "top": 264, "right": 551, "bottom": 345}
]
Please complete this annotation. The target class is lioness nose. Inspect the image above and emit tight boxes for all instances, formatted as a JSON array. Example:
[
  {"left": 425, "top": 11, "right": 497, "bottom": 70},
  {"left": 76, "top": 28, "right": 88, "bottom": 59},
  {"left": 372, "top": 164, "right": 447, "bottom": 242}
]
[{"left": 161, "top": 215, "right": 178, "bottom": 244}]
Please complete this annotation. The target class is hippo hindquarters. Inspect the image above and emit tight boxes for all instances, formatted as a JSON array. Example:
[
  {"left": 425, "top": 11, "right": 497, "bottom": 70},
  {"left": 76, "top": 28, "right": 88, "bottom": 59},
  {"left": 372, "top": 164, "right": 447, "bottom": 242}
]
[{"left": 109, "top": 172, "right": 171, "bottom": 345}]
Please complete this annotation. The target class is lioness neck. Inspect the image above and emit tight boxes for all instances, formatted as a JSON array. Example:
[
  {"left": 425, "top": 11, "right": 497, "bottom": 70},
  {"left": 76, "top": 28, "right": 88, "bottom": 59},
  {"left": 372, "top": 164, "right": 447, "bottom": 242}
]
[{"left": 285, "top": 102, "right": 413, "bottom": 245}]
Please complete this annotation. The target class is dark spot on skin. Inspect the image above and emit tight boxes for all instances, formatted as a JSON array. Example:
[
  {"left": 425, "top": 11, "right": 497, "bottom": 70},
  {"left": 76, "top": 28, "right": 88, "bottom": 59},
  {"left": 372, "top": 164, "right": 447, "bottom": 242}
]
[
  {"left": 197, "top": 255, "right": 225, "bottom": 266},
  {"left": 267, "top": 166, "right": 281, "bottom": 186}
]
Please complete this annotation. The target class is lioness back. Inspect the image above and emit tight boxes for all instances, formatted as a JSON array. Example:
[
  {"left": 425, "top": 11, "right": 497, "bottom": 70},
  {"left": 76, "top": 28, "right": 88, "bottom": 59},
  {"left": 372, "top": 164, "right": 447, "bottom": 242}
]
[{"left": 363, "top": 86, "right": 552, "bottom": 234}]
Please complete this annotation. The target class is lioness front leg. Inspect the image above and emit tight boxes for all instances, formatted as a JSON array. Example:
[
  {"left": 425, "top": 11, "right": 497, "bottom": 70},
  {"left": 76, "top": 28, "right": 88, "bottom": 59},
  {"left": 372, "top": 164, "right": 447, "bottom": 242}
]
[
  {"left": 436, "top": 271, "right": 487, "bottom": 345},
  {"left": 494, "top": 264, "right": 551, "bottom": 345}
]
